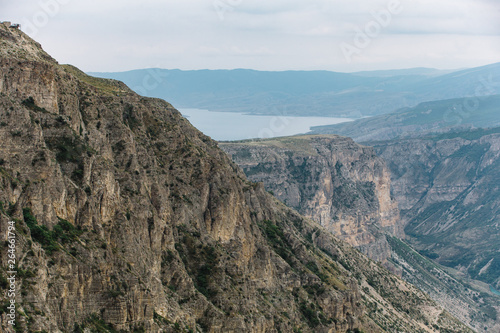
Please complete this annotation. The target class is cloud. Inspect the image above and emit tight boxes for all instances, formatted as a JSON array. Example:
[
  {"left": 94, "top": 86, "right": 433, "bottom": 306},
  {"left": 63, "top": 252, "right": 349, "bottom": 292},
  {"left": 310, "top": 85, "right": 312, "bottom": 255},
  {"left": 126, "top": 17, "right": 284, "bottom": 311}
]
[{"left": 2, "top": 0, "right": 499, "bottom": 72}]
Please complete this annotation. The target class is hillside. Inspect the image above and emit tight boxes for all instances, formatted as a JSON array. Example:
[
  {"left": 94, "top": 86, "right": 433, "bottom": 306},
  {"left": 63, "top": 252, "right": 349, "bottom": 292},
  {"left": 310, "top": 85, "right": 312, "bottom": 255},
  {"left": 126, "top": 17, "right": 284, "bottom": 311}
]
[
  {"left": 221, "top": 135, "right": 403, "bottom": 265},
  {"left": 371, "top": 129, "right": 500, "bottom": 292},
  {"left": 310, "top": 95, "right": 500, "bottom": 141},
  {"left": 89, "top": 63, "right": 499, "bottom": 118},
  {"left": 222, "top": 134, "right": 500, "bottom": 332},
  {"left": 0, "top": 22, "right": 472, "bottom": 332}
]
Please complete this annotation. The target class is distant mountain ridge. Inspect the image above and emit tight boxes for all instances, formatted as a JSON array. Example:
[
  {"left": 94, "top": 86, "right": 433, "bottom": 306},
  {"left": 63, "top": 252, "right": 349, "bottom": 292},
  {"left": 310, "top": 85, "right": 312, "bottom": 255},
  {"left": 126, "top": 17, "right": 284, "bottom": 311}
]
[
  {"left": 89, "top": 63, "right": 499, "bottom": 118},
  {"left": 310, "top": 94, "right": 500, "bottom": 141},
  {"left": 351, "top": 67, "right": 459, "bottom": 77},
  {"left": 0, "top": 19, "right": 473, "bottom": 333}
]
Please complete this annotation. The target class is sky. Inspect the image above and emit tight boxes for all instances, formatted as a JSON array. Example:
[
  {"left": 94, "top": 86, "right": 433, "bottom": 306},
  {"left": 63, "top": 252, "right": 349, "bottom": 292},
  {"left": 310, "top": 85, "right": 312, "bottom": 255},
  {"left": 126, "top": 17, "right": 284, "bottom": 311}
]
[{"left": 2, "top": 0, "right": 500, "bottom": 72}]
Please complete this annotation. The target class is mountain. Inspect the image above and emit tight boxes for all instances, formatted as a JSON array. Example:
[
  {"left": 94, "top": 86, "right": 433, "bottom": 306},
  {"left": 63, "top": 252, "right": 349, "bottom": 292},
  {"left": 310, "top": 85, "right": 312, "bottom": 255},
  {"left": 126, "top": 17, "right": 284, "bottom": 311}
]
[
  {"left": 370, "top": 129, "right": 500, "bottom": 291},
  {"left": 387, "top": 236, "right": 500, "bottom": 332},
  {"left": 89, "top": 63, "right": 499, "bottom": 118},
  {"left": 221, "top": 135, "right": 403, "bottom": 265},
  {"left": 221, "top": 134, "right": 500, "bottom": 332},
  {"left": 310, "top": 95, "right": 500, "bottom": 141},
  {"left": 88, "top": 68, "right": 416, "bottom": 117},
  {"left": 351, "top": 68, "right": 458, "bottom": 77},
  {"left": 0, "top": 22, "right": 472, "bottom": 332},
  {"left": 406, "top": 63, "right": 500, "bottom": 102}
]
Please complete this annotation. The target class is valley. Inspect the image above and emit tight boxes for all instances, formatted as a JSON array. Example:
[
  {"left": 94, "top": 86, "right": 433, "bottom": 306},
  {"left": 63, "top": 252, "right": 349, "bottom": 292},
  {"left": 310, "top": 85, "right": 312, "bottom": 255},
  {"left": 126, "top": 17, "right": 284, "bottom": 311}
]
[{"left": 0, "top": 20, "right": 475, "bottom": 333}]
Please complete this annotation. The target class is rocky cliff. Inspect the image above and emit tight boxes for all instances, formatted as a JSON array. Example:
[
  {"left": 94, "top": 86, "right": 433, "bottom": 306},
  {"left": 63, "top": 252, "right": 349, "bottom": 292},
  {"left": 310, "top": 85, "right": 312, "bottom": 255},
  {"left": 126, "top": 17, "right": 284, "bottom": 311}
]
[
  {"left": 369, "top": 129, "right": 500, "bottom": 332},
  {"left": 0, "top": 24, "right": 471, "bottom": 332},
  {"left": 221, "top": 136, "right": 403, "bottom": 264},
  {"left": 371, "top": 129, "right": 500, "bottom": 291},
  {"left": 221, "top": 134, "right": 500, "bottom": 332}
]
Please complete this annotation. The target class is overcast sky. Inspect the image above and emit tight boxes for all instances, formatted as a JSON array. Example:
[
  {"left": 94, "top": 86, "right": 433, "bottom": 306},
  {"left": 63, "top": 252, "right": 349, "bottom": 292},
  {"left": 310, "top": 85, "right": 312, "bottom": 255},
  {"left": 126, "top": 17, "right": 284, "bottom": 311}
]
[{"left": 2, "top": 0, "right": 500, "bottom": 72}]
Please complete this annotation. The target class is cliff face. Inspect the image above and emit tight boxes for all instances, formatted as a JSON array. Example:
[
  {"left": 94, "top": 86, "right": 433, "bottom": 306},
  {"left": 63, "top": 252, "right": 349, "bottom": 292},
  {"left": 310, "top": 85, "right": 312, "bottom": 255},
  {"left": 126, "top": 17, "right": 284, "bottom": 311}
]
[
  {"left": 371, "top": 130, "right": 500, "bottom": 291},
  {"left": 221, "top": 136, "right": 403, "bottom": 264},
  {"left": 221, "top": 134, "right": 500, "bottom": 332},
  {"left": 0, "top": 24, "right": 471, "bottom": 333}
]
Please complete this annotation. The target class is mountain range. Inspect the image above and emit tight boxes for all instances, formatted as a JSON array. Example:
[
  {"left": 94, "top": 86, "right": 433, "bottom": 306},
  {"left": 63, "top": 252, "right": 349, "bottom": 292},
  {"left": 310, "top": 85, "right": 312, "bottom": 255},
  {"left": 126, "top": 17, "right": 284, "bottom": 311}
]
[
  {"left": 221, "top": 135, "right": 500, "bottom": 332},
  {"left": 89, "top": 63, "right": 500, "bottom": 118},
  {"left": 0, "top": 20, "right": 475, "bottom": 333},
  {"left": 310, "top": 94, "right": 500, "bottom": 141}
]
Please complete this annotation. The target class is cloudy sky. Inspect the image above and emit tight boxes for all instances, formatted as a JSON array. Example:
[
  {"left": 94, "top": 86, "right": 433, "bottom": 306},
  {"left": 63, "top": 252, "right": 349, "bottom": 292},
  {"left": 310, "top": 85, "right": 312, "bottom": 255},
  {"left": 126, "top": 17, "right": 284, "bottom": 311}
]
[{"left": 2, "top": 0, "right": 500, "bottom": 72}]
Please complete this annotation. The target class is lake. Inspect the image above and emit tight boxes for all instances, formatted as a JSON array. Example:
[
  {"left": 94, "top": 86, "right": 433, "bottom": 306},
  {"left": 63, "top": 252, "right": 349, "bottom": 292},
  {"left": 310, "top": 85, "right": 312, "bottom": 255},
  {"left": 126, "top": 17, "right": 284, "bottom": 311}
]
[{"left": 180, "top": 108, "right": 353, "bottom": 141}]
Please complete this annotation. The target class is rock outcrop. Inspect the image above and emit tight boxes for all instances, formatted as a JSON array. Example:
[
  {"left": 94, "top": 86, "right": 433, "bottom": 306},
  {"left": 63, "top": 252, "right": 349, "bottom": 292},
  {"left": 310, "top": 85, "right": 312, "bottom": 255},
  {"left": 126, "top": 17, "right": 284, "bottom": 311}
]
[
  {"left": 221, "top": 135, "right": 403, "bottom": 264},
  {"left": 0, "top": 24, "right": 471, "bottom": 332},
  {"left": 371, "top": 130, "right": 500, "bottom": 291}
]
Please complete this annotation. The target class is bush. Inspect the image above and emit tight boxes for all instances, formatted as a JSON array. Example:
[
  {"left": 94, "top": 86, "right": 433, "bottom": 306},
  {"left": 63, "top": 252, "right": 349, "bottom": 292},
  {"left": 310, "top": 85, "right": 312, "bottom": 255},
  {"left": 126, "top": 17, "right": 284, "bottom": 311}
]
[
  {"left": 299, "top": 301, "right": 320, "bottom": 328},
  {"left": 23, "top": 209, "right": 83, "bottom": 254},
  {"left": 0, "top": 273, "right": 8, "bottom": 288},
  {"left": 22, "top": 97, "right": 48, "bottom": 113}
]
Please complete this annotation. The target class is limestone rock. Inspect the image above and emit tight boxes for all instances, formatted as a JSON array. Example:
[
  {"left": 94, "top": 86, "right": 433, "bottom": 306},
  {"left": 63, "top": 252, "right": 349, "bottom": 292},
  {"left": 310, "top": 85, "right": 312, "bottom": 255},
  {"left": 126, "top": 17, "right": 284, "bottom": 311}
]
[
  {"left": 221, "top": 135, "right": 403, "bottom": 264},
  {"left": 0, "top": 24, "right": 471, "bottom": 333}
]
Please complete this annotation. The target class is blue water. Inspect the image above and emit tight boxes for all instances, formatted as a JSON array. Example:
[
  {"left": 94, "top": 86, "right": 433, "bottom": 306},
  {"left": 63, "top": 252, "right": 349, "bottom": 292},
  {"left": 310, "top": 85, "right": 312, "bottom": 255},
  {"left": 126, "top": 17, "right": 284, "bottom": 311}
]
[
  {"left": 180, "top": 108, "right": 353, "bottom": 141},
  {"left": 490, "top": 285, "right": 500, "bottom": 296}
]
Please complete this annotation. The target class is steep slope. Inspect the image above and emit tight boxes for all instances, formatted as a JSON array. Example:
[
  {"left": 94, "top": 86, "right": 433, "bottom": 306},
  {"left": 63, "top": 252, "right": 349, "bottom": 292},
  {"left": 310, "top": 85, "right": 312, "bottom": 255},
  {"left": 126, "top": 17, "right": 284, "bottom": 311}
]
[
  {"left": 370, "top": 130, "right": 500, "bottom": 290},
  {"left": 221, "top": 135, "right": 403, "bottom": 265},
  {"left": 221, "top": 134, "right": 500, "bottom": 332},
  {"left": 0, "top": 23, "right": 471, "bottom": 333},
  {"left": 310, "top": 95, "right": 500, "bottom": 141},
  {"left": 387, "top": 236, "right": 500, "bottom": 332},
  {"left": 370, "top": 130, "right": 500, "bottom": 332}
]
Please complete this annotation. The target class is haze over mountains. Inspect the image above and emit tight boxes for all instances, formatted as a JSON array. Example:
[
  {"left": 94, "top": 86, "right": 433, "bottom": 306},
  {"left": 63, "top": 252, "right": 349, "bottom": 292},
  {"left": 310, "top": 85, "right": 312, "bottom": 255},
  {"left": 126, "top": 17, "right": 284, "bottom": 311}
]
[
  {"left": 90, "top": 60, "right": 500, "bottom": 331},
  {"left": 1, "top": 20, "right": 481, "bottom": 333},
  {"left": 1, "top": 14, "right": 499, "bottom": 332},
  {"left": 310, "top": 95, "right": 500, "bottom": 141},
  {"left": 90, "top": 62, "right": 500, "bottom": 118}
]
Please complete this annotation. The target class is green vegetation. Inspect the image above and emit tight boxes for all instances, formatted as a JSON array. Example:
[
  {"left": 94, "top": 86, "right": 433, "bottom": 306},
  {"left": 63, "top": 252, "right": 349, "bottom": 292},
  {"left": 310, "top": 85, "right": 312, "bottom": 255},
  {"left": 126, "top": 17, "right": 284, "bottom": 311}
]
[
  {"left": 45, "top": 136, "right": 92, "bottom": 165},
  {"left": 194, "top": 245, "right": 218, "bottom": 298},
  {"left": 299, "top": 301, "right": 320, "bottom": 328},
  {"left": 44, "top": 134, "right": 95, "bottom": 183},
  {"left": 259, "top": 220, "right": 294, "bottom": 266},
  {"left": 53, "top": 218, "right": 84, "bottom": 244},
  {"left": 0, "top": 272, "right": 8, "bottom": 289},
  {"left": 61, "top": 64, "right": 128, "bottom": 95},
  {"left": 123, "top": 103, "right": 140, "bottom": 130},
  {"left": 303, "top": 283, "right": 325, "bottom": 296},
  {"left": 23, "top": 207, "right": 59, "bottom": 254},
  {"left": 21, "top": 96, "right": 48, "bottom": 113},
  {"left": 23, "top": 208, "right": 83, "bottom": 255},
  {"left": 175, "top": 225, "right": 219, "bottom": 299},
  {"left": 73, "top": 314, "right": 118, "bottom": 333}
]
